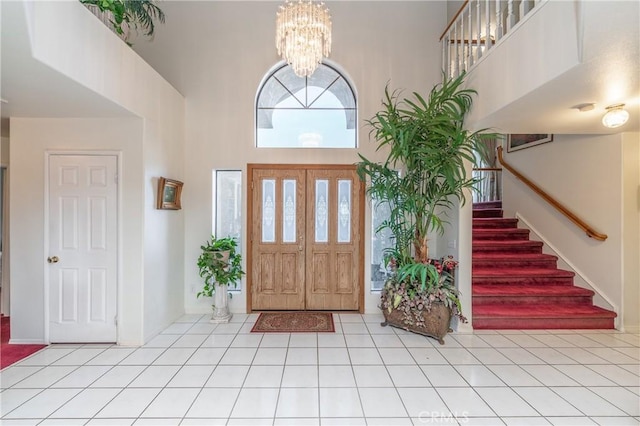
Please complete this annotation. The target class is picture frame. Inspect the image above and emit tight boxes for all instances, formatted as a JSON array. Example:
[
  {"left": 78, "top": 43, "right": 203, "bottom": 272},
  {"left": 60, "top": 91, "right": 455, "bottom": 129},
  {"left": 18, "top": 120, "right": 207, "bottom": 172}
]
[
  {"left": 507, "top": 134, "right": 554, "bottom": 152},
  {"left": 157, "top": 177, "right": 183, "bottom": 210}
]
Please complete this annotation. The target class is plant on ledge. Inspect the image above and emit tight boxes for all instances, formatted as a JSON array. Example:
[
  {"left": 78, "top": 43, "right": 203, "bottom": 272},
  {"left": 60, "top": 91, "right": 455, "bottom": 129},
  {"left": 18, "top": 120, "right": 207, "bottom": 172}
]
[
  {"left": 80, "top": 0, "right": 165, "bottom": 43},
  {"left": 357, "top": 72, "right": 493, "bottom": 343}
]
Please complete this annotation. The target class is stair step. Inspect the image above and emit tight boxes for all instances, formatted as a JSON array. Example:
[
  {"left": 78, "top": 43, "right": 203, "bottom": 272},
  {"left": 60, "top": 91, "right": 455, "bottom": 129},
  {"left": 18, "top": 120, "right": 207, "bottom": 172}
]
[
  {"left": 473, "top": 218, "right": 519, "bottom": 229},
  {"left": 472, "top": 304, "right": 617, "bottom": 329},
  {"left": 473, "top": 201, "right": 502, "bottom": 209},
  {"left": 473, "top": 253, "right": 558, "bottom": 269},
  {"left": 473, "top": 208, "right": 503, "bottom": 218},
  {"left": 473, "top": 228, "right": 530, "bottom": 240},
  {"left": 473, "top": 268, "right": 575, "bottom": 285},
  {"left": 473, "top": 284, "right": 594, "bottom": 305},
  {"left": 473, "top": 240, "right": 543, "bottom": 254}
]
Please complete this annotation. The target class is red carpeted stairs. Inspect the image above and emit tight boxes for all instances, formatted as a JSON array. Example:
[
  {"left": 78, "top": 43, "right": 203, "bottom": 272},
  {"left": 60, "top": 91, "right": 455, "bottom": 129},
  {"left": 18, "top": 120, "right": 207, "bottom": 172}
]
[{"left": 472, "top": 201, "right": 616, "bottom": 329}]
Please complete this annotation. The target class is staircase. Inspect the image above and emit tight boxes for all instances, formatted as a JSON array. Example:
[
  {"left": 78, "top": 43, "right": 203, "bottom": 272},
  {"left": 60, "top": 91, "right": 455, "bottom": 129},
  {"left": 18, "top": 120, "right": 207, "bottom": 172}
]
[{"left": 472, "top": 201, "right": 616, "bottom": 329}]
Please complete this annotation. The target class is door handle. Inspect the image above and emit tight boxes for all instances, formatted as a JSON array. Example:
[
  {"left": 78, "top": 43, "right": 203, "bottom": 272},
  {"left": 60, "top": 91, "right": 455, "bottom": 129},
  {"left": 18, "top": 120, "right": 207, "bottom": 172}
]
[{"left": 47, "top": 256, "right": 59, "bottom": 264}]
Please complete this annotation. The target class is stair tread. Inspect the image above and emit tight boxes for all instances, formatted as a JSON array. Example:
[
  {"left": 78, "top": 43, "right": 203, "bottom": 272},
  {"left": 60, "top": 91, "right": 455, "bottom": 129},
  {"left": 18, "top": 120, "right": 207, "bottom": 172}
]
[
  {"left": 473, "top": 268, "right": 575, "bottom": 278},
  {"left": 473, "top": 201, "right": 502, "bottom": 209},
  {"left": 473, "top": 240, "right": 542, "bottom": 246},
  {"left": 473, "top": 284, "right": 594, "bottom": 297},
  {"left": 473, "top": 304, "right": 617, "bottom": 318},
  {"left": 473, "top": 228, "right": 527, "bottom": 232},
  {"left": 473, "top": 253, "right": 557, "bottom": 261}
]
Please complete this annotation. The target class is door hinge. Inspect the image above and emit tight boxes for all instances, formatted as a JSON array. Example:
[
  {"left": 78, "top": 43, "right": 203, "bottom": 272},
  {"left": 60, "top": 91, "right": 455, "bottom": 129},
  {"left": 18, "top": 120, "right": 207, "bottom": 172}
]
[
  {"left": 114, "top": 316, "right": 118, "bottom": 326},
  {"left": 114, "top": 174, "right": 119, "bottom": 184}
]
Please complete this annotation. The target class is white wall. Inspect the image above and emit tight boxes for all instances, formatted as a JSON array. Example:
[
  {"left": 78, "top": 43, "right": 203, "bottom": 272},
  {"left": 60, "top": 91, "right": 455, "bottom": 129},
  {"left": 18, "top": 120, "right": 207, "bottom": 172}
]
[
  {"left": 501, "top": 134, "right": 632, "bottom": 328},
  {"left": 129, "top": 1, "right": 448, "bottom": 314},
  {"left": 622, "top": 132, "right": 640, "bottom": 332},
  {"left": 6, "top": 0, "right": 187, "bottom": 344},
  {"left": 10, "top": 118, "right": 144, "bottom": 344},
  {"left": 465, "top": 1, "right": 580, "bottom": 131},
  {"left": 142, "top": 116, "right": 186, "bottom": 342}
]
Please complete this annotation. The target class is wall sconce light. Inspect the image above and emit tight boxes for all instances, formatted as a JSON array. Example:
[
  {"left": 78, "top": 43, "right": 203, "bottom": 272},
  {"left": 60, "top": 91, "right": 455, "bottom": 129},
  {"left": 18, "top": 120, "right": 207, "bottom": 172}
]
[{"left": 602, "top": 104, "right": 629, "bottom": 128}]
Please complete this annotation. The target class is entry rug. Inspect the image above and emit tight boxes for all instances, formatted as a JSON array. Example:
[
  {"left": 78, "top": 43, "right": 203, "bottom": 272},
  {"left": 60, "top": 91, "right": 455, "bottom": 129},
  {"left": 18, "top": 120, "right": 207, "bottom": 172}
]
[{"left": 251, "top": 312, "right": 335, "bottom": 333}]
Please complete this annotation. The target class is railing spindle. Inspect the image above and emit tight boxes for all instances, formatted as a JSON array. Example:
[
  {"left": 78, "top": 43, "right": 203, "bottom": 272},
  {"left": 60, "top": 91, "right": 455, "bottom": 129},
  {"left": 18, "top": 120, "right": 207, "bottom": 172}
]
[
  {"left": 468, "top": 7, "right": 473, "bottom": 67},
  {"left": 476, "top": 0, "right": 482, "bottom": 60},
  {"left": 507, "top": 0, "right": 515, "bottom": 31},
  {"left": 485, "top": 0, "right": 492, "bottom": 52},
  {"left": 520, "top": 0, "right": 531, "bottom": 18},
  {"left": 495, "top": 0, "right": 503, "bottom": 40}
]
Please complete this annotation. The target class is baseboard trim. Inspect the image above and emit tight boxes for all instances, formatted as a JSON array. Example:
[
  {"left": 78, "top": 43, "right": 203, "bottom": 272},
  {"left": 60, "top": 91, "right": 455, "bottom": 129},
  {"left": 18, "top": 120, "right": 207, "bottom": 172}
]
[{"left": 8, "top": 339, "right": 47, "bottom": 345}]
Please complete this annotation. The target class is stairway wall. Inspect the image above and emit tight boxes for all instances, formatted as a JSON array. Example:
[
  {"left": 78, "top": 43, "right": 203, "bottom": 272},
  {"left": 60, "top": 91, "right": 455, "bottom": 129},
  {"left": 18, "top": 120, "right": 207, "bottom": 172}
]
[{"left": 501, "top": 134, "right": 632, "bottom": 330}]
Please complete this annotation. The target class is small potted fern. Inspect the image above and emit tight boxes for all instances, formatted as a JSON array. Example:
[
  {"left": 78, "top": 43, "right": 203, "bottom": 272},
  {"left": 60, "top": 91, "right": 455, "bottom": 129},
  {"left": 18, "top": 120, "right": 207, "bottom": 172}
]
[{"left": 196, "top": 235, "right": 244, "bottom": 323}]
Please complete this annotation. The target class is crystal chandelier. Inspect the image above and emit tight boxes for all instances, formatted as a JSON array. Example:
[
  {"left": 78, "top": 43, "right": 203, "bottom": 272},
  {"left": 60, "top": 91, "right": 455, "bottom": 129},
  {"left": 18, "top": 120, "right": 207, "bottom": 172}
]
[{"left": 276, "top": 0, "right": 332, "bottom": 77}]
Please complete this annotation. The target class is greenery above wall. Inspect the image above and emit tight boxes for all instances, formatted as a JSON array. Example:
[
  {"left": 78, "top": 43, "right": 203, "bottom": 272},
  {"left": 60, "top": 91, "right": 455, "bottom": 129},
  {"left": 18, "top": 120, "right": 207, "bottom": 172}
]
[{"left": 81, "top": 0, "right": 165, "bottom": 43}]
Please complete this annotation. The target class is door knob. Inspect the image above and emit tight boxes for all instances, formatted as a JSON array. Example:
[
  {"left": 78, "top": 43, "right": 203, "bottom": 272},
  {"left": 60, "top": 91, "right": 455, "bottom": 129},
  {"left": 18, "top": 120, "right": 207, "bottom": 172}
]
[{"left": 47, "top": 256, "right": 59, "bottom": 264}]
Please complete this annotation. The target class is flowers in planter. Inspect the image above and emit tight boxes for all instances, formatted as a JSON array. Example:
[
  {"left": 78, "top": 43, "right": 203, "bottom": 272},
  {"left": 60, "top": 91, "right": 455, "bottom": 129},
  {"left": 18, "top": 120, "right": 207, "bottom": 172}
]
[{"left": 381, "top": 256, "right": 467, "bottom": 328}]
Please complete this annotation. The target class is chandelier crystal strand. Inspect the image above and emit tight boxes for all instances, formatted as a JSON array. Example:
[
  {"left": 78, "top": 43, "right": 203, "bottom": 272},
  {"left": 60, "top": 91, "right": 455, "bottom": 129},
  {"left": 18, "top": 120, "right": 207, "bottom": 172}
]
[{"left": 276, "top": 0, "right": 331, "bottom": 77}]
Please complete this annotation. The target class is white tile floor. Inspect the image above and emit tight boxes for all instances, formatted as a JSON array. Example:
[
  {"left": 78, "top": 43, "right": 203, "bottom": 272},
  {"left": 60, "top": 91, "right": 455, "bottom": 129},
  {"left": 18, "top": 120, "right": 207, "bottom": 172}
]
[{"left": 1, "top": 313, "right": 639, "bottom": 426}]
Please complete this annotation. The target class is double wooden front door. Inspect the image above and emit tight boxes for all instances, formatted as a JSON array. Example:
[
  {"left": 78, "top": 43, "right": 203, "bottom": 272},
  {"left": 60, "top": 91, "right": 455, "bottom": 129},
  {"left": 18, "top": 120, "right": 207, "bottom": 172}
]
[{"left": 249, "top": 165, "right": 363, "bottom": 312}]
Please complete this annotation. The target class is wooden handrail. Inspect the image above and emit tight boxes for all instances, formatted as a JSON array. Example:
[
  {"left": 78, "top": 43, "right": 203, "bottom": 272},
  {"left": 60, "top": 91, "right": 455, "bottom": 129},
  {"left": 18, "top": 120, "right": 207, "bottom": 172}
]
[
  {"left": 439, "top": 0, "right": 469, "bottom": 41},
  {"left": 497, "top": 147, "right": 607, "bottom": 241}
]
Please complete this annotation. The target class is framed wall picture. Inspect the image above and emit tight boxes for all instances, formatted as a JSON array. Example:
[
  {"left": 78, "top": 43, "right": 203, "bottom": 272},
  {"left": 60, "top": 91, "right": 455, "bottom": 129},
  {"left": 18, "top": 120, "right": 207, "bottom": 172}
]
[
  {"left": 507, "top": 134, "right": 553, "bottom": 152},
  {"left": 157, "top": 177, "right": 183, "bottom": 210}
]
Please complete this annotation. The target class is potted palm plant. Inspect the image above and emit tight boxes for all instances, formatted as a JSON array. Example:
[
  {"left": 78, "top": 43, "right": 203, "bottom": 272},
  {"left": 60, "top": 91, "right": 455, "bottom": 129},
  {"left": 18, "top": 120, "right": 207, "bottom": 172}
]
[
  {"left": 197, "top": 235, "right": 244, "bottom": 323},
  {"left": 357, "top": 73, "right": 492, "bottom": 344}
]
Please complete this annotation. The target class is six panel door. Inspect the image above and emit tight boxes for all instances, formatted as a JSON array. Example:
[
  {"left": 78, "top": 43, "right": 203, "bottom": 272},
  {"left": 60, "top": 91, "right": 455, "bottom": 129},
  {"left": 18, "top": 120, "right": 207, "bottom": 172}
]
[{"left": 48, "top": 155, "right": 118, "bottom": 343}]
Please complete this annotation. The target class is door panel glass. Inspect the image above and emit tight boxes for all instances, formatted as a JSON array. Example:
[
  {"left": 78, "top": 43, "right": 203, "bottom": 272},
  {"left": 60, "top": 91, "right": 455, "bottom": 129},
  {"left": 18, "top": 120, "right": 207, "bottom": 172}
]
[
  {"left": 337, "top": 179, "right": 352, "bottom": 243},
  {"left": 262, "top": 179, "right": 276, "bottom": 243},
  {"left": 315, "top": 179, "right": 329, "bottom": 243},
  {"left": 282, "top": 179, "right": 296, "bottom": 243}
]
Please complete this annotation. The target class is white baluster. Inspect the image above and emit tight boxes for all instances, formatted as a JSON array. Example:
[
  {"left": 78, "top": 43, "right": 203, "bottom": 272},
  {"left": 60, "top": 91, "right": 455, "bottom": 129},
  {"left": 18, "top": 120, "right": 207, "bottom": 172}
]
[
  {"left": 485, "top": 0, "right": 492, "bottom": 52},
  {"left": 477, "top": 0, "right": 482, "bottom": 60},
  {"left": 442, "top": 37, "right": 446, "bottom": 76},
  {"left": 495, "top": 0, "right": 503, "bottom": 40},
  {"left": 507, "top": 0, "right": 515, "bottom": 31},
  {"left": 460, "top": 13, "right": 466, "bottom": 72},
  {"left": 447, "top": 30, "right": 453, "bottom": 77},
  {"left": 468, "top": 5, "right": 473, "bottom": 67},
  {"left": 520, "top": 0, "right": 531, "bottom": 18},
  {"left": 454, "top": 20, "right": 460, "bottom": 77}
]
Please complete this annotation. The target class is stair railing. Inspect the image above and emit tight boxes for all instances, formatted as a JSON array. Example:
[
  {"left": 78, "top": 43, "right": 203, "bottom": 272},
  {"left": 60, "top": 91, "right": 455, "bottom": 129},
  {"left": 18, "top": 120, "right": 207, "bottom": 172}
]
[
  {"left": 472, "top": 167, "right": 502, "bottom": 203},
  {"left": 440, "top": 0, "right": 547, "bottom": 78},
  {"left": 497, "top": 146, "right": 607, "bottom": 241}
]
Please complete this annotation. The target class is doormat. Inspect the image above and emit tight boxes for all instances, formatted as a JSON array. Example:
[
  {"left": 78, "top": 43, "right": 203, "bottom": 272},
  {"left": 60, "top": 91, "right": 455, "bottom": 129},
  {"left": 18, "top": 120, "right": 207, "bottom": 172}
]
[
  {"left": 251, "top": 312, "right": 335, "bottom": 333},
  {"left": 1, "top": 316, "right": 47, "bottom": 369}
]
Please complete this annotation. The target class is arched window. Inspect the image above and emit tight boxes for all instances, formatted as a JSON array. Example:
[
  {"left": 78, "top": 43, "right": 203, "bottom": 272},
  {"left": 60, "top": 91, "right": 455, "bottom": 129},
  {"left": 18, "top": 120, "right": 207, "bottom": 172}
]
[{"left": 256, "top": 63, "right": 357, "bottom": 148}]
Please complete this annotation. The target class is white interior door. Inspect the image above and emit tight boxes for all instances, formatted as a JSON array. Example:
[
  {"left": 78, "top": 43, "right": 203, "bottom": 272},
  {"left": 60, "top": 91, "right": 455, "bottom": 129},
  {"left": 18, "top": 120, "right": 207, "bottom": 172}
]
[{"left": 48, "top": 155, "right": 118, "bottom": 343}]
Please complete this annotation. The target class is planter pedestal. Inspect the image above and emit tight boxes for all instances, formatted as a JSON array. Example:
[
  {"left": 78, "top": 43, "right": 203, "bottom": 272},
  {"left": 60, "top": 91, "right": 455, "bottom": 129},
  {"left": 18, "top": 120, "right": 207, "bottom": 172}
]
[
  {"left": 381, "top": 303, "right": 452, "bottom": 344},
  {"left": 210, "top": 285, "right": 232, "bottom": 324}
]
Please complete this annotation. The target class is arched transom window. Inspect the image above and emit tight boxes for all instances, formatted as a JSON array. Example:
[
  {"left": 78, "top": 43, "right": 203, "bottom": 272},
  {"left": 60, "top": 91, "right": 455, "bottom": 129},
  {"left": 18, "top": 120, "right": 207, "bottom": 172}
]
[{"left": 256, "top": 63, "right": 357, "bottom": 148}]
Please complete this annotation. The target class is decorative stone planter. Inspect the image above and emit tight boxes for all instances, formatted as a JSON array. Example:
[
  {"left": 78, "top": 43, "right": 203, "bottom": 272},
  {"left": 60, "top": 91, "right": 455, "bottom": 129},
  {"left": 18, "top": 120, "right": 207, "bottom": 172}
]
[{"left": 381, "top": 302, "right": 452, "bottom": 344}]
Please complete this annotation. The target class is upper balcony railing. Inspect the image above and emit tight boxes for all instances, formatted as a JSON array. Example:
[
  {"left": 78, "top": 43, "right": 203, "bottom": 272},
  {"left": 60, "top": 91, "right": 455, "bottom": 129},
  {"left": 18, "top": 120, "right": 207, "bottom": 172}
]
[{"left": 440, "top": 0, "right": 546, "bottom": 78}]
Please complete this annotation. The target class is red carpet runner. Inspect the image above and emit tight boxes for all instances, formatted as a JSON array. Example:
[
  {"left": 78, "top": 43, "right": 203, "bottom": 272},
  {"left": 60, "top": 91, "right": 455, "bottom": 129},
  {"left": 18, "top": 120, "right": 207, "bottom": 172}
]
[
  {"left": 1, "top": 316, "right": 47, "bottom": 369},
  {"left": 472, "top": 201, "right": 616, "bottom": 329}
]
